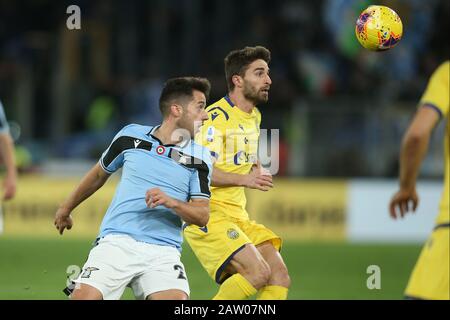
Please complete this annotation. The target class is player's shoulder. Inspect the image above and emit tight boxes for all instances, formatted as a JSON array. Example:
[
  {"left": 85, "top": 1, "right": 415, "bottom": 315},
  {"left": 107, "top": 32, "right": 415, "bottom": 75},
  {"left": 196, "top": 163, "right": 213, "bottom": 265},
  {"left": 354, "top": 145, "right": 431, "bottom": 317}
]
[
  {"left": 205, "top": 96, "right": 229, "bottom": 111},
  {"left": 116, "top": 123, "right": 153, "bottom": 138},
  {"left": 439, "top": 60, "right": 450, "bottom": 70},
  {"left": 254, "top": 106, "right": 262, "bottom": 118},
  {"left": 205, "top": 97, "right": 232, "bottom": 124},
  {"left": 0, "top": 99, "right": 8, "bottom": 132},
  {"left": 435, "top": 60, "right": 450, "bottom": 79},
  {"left": 0, "top": 99, "right": 6, "bottom": 118}
]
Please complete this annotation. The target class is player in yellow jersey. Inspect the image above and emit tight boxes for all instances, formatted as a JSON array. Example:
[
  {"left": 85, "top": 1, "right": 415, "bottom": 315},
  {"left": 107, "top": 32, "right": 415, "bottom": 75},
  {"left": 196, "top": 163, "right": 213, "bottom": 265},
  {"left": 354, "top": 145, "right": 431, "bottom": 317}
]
[
  {"left": 184, "top": 46, "right": 290, "bottom": 300},
  {"left": 389, "top": 60, "right": 449, "bottom": 300}
]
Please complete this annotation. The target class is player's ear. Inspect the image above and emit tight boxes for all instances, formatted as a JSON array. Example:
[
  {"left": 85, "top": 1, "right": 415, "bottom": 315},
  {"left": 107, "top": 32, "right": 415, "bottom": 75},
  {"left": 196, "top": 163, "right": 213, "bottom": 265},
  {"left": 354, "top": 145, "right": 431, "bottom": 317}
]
[
  {"left": 232, "top": 75, "right": 243, "bottom": 89},
  {"left": 170, "top": 104, "right": 183, "bottom": 117}
]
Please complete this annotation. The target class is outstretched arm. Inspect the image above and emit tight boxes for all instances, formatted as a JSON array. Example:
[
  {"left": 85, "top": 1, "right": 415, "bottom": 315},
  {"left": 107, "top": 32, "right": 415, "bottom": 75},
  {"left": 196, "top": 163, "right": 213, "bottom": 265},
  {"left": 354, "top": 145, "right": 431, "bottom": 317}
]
[
  {"left": 54, "top": 163, "right": 111, "bottom": 234},
  {"left": 146, "top": 188, "right": 209, "bottom": 227},
  {"left": 0, "top": 133, "right": 17, "bottom": 201},
  {"left": 389, "top": 106, "right": 440, "bottom": 219}
]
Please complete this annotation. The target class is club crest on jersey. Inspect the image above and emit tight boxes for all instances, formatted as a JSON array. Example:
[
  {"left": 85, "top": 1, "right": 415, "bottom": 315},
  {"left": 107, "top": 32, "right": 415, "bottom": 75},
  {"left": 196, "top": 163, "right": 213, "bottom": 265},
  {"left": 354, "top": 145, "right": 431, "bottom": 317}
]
[
  {"left": 156, "top": 146, "right": 166, "bottom": 155},
  {"left": 81, "top": 267, "right": 99, "bottom": 278},
  {"left": 227, "top": 228, "right": 239, "bottom": 240}
]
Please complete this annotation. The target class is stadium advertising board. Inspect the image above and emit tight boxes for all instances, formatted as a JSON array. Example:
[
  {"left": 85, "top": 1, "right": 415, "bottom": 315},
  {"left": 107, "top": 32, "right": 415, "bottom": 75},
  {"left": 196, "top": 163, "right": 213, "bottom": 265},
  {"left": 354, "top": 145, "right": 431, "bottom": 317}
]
[
  {"left": 2, "top": 177, "right": 440, "bottom": 242},
  {"left": 1, "top": 176, "right": 117, "bottom": 237},
  {"left": 246, "top": 180, "right": 347, "bottom": 241}
]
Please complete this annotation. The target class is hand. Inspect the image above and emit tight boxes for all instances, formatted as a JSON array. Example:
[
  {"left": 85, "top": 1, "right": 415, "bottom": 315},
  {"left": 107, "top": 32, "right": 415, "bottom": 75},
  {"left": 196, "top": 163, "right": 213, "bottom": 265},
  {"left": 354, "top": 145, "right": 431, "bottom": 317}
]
[
  {"left": 54, "top": 207, "right": 73, "bottom": 235},
  {"left": 146, "top": 188, "right": 177, "bottom": 209},
  {"left": 2, "top": 173, "right": 17, "bottom": 201},
  {"left": 389, "top": 188, "right": 419, "bottom": 219},
  {"left": 242, "top": 162, "right": 273, "bottom": 191}
]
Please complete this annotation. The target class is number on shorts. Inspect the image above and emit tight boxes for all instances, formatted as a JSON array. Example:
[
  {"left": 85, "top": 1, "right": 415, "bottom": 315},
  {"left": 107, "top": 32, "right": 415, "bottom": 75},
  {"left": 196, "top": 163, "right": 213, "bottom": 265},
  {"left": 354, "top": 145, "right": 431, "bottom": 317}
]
[{"left": 173, "top": 264, "right": 186, "bottom": 280}]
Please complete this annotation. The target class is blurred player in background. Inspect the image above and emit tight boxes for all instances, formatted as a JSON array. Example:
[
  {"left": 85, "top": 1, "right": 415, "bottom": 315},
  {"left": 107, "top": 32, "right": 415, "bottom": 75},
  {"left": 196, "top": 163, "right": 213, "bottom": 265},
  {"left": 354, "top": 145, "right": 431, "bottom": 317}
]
[
  {"left": 184, "top": 46, "right": 290, "bottom": 300},
  {"left": 54, "top": 77, "right": 212, "bottom": 300},
  {"left": 0, "top": 100, "right": 17, "bottom": 201},
  {"left": 389, "top": 61, "right": 449, "bottom": 300}
]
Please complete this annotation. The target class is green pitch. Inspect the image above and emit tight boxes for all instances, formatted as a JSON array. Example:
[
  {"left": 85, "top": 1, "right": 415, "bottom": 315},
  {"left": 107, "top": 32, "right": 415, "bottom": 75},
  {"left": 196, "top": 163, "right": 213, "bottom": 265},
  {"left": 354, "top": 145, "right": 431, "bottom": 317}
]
[{"left": 0, "top": 237, "right": 421, "bottom": 300}]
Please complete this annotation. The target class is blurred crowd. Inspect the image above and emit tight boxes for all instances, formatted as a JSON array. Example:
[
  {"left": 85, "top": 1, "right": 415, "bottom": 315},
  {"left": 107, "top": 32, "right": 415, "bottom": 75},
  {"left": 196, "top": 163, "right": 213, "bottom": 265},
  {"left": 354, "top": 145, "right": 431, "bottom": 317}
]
[{"left": 0, "top": 0, "right": 448, "bottom": 176}]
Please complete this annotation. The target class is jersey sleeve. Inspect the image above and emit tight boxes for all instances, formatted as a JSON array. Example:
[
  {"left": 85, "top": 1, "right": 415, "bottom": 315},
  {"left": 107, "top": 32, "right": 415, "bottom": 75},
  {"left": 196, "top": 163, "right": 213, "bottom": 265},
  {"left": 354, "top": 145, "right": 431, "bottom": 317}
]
[
  {"left": 194, "top": 116, "right": 225, "bottom": 162},
  {"left": 419, "top": 61, "right": 450, "bottom": 119},
  {"left": 188, "top": 147, "right": 213, "bottom": 200},
  {"left": 0, "top": 101, "right": 10, "bottom": 134},
  {"left": 99, "top": 125, "right": 133, "bottom": 173}
]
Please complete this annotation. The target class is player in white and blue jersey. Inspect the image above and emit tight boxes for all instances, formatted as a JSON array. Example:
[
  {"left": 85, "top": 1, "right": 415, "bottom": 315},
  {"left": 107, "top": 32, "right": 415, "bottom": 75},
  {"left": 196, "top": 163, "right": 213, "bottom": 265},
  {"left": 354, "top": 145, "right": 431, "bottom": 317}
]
[
  {"left": 0, "top": 100, "right": 17, "bottom": 201},
  {"left": 54, "top": 77, "right": 212, "bottom": 300}
]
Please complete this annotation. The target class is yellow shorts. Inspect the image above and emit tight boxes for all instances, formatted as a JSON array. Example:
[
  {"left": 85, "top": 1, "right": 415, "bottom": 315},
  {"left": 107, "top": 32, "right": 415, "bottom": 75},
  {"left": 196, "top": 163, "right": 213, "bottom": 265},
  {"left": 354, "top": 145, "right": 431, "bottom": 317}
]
[
  {"left": 405, "top": 224, "right": 449, "bottom": 300},
  {"left": 183, "top": 209, "right": 282, "bottom": 284}
]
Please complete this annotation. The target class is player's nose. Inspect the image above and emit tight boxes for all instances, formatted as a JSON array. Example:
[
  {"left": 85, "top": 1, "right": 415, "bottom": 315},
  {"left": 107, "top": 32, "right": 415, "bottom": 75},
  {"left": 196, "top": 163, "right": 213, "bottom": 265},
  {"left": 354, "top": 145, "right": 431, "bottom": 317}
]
[{"left": 201, "top": 110, "right": 208, "bottom": 121}]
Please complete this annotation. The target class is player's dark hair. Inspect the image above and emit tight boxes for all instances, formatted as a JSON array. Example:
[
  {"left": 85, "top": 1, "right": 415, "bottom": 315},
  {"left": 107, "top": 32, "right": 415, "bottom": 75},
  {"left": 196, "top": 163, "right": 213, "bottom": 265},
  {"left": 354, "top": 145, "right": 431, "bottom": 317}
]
[
  {"left": 159, "top": 77, "right": 211, "bottom": 117},
  {"left": 224, "top": 46, "right": 271, "bottom": 91}
]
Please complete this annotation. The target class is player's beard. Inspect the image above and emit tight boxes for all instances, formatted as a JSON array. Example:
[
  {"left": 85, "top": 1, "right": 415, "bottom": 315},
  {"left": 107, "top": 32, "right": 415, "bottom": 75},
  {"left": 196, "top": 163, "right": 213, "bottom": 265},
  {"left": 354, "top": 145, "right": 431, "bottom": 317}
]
[{"left": 242, "top": 82, "right": 269, "bottom": 105}]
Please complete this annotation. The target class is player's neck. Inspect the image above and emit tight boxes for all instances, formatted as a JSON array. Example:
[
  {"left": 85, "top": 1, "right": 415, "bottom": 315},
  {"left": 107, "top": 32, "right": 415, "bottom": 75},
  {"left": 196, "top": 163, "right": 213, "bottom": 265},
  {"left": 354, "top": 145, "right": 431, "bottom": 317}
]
[
  {"left": 228, "top": 91, "right": 254, "bottom": 114},
  {"left": 153, "top": 121, "right": 180, "bottom": 145}
]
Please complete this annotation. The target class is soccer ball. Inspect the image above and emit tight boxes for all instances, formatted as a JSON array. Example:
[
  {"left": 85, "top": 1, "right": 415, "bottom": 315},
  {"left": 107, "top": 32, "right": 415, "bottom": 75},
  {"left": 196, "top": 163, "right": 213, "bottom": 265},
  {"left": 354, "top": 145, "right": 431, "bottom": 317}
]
[{"left": 355, "top": 5, "right": 403, "bottom": 51}]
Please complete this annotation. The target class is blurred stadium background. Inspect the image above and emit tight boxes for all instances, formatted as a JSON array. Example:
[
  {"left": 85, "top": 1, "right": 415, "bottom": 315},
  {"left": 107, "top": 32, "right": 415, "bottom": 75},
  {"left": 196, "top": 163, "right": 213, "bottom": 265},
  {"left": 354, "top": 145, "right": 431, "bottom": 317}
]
[{"left": 0, "top": 0, "right": 448, "bottom": 299}]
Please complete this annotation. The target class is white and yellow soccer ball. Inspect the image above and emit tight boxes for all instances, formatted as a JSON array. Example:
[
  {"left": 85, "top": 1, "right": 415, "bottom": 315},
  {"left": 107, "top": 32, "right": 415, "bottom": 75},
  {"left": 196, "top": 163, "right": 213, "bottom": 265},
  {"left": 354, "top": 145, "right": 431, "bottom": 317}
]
[{"left": 355, "top": 5, "right": 403, "bottom": 51}]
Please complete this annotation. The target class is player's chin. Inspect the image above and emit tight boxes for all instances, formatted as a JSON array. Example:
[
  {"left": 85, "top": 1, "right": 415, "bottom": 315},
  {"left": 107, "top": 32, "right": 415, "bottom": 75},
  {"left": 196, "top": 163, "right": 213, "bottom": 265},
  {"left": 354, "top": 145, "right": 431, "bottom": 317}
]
[{"left": 259, "top": 92, "right": 269, "bottom": 102}]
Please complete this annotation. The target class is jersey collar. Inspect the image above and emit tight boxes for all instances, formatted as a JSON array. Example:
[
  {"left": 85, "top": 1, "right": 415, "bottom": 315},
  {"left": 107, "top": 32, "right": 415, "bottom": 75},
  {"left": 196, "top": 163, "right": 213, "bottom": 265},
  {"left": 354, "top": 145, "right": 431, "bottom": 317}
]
[
  {"left": 148, "top": 124, "right": 192, "bottom": 148},
  {"left": 148, "top": 125, "right": 177, "bottom": 147},
  {"left": 224, "top": 95, "right": 235, "bottom": 107}
]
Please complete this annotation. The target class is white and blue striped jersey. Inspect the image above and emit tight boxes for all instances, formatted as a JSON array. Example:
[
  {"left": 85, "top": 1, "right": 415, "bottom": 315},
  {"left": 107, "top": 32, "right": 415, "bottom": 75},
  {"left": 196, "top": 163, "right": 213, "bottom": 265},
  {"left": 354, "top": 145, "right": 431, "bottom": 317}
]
[
  {"left": 97, "top": 124, "right": 212, "bottom": 251},
  {"left": 0, "top": 100, "right": 10, "bottom": 134}
]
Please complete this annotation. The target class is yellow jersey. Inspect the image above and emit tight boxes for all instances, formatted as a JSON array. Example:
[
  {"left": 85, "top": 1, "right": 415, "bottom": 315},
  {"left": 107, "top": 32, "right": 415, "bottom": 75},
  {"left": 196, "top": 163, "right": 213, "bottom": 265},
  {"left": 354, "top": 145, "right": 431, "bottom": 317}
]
[
  {"left": 196, "top": 96, "right": 261, "bottom": 219},
  {"left": 419, "top": 61, "right": 449, "bottom": 224}
]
